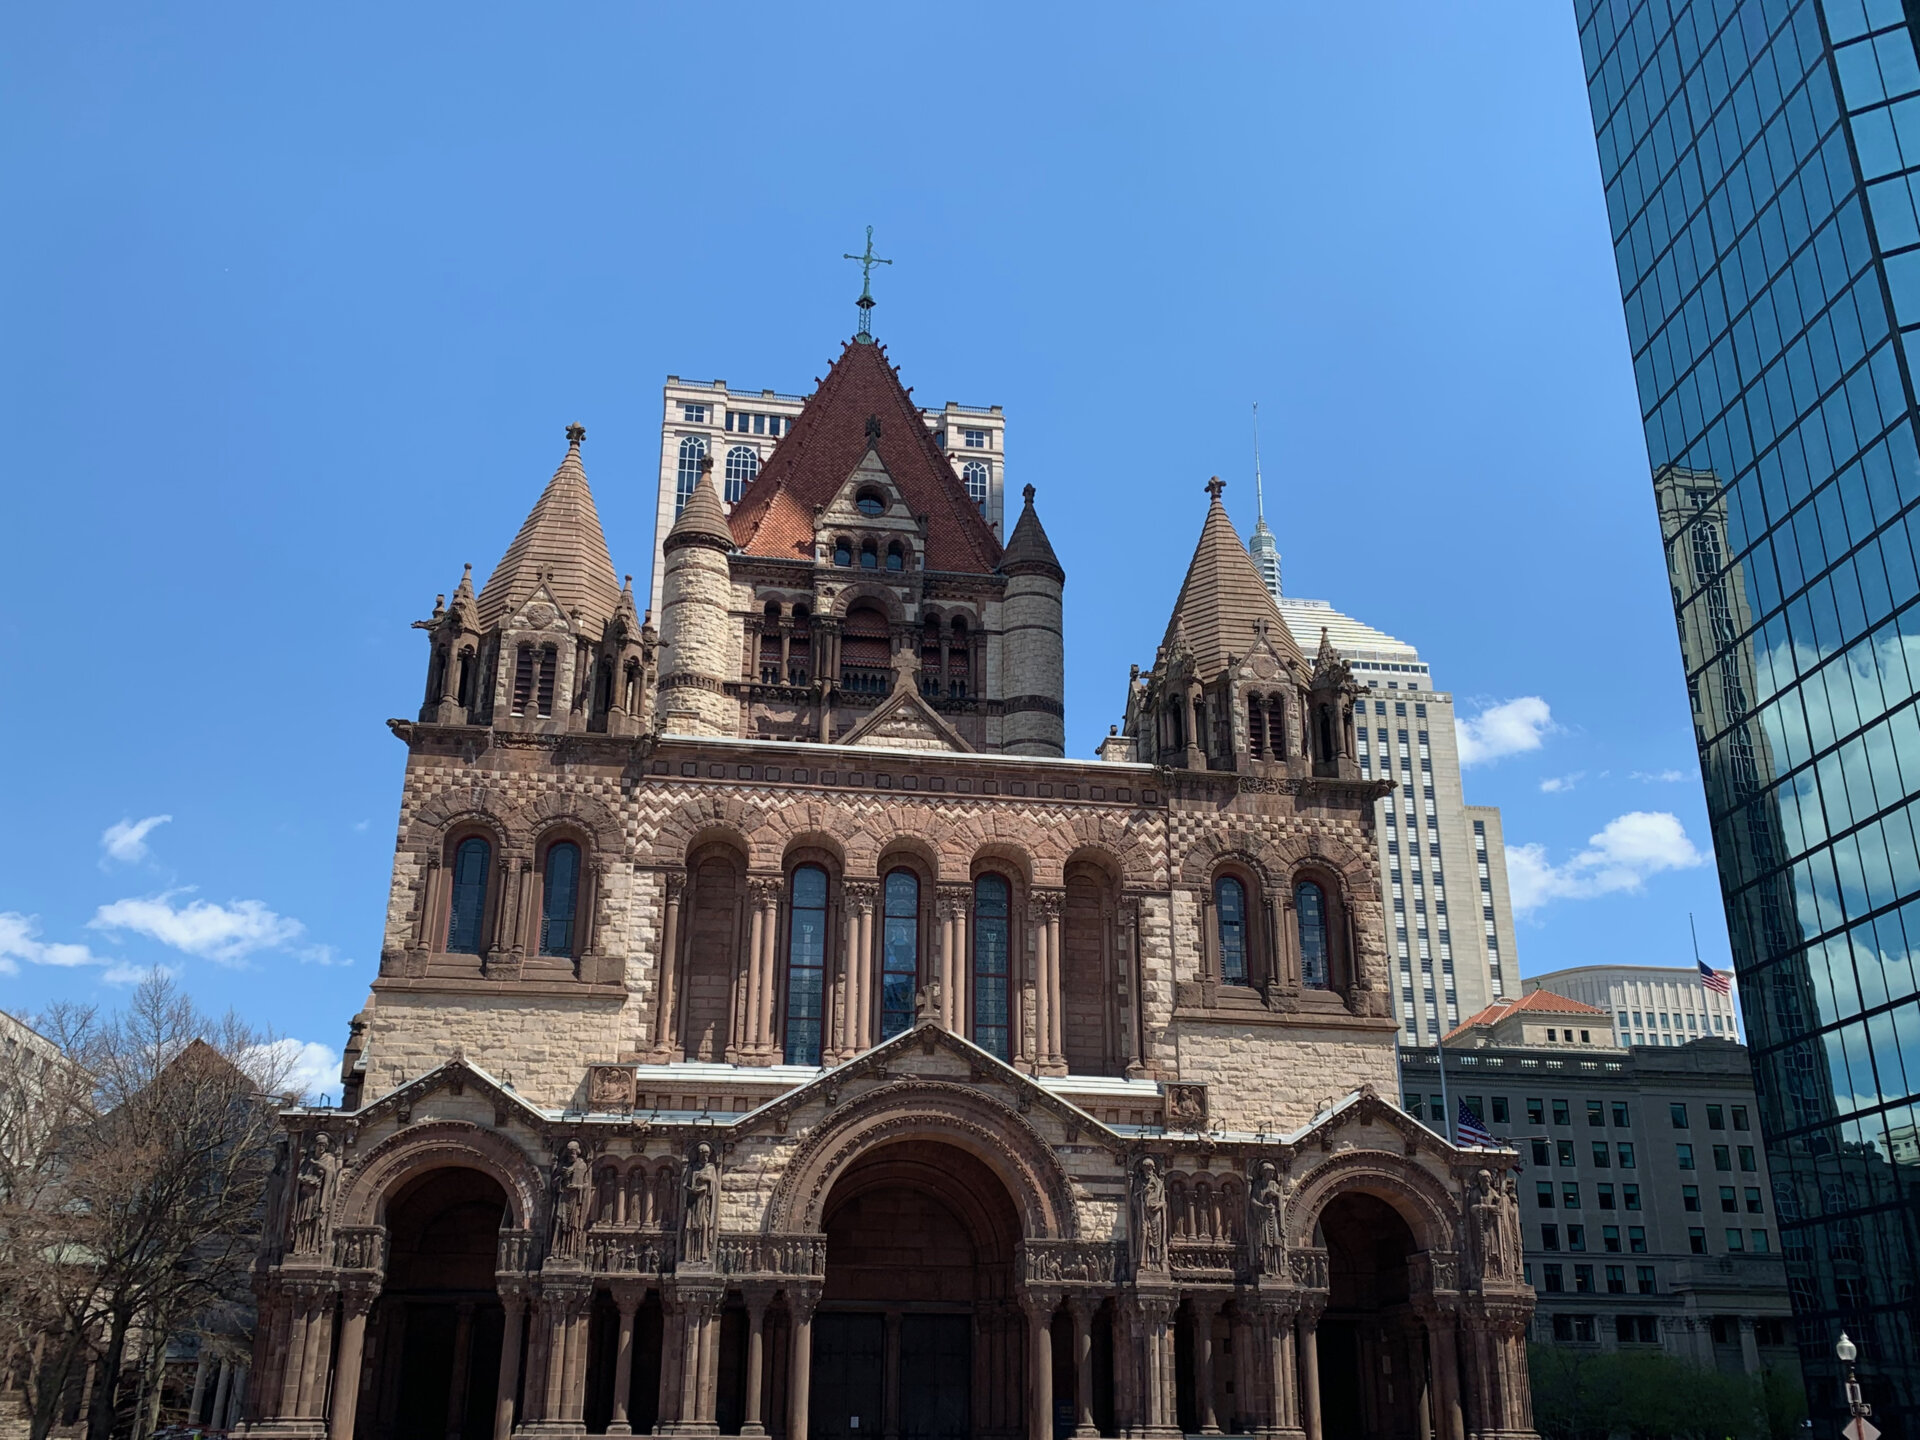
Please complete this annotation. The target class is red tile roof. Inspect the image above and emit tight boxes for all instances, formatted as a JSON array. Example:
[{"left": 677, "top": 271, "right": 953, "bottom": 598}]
[
  {"left": 726, "top": 339, "right": 1004, "bottom": 575},
  {"left": 1443, "top": 988, "right": 1607, "bottom": 1042}
]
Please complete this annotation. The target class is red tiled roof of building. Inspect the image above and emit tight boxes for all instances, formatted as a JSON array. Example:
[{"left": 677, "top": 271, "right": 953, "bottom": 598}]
[
  {"left": 726, "top": 339, "right": 1004, "bottom": 574},
  {"left": 1443, "top": 988, "right": 1607, "bottom": 1042}
]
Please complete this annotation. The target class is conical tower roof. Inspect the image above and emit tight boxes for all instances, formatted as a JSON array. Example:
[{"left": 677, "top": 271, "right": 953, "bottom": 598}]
[
  {"left": 477, "top": 425, "right": 622, "bottom": 631},
  {"left": 1000, "top": 484, "right": 1063, "bottom": 581},
  {"left": 664, "top": 457, "right": 734, "bottom": 552},
  {"left": 726, "top": 339, "right": 1003, "bottom": 573},
  {"left": 1159, "top": 479, "right": 1305, "bottom": 680}
]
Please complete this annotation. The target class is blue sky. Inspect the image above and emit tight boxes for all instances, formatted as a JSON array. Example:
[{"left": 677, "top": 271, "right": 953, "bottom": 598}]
[{"left": 0, "top": 5, "right": 1724, "bottom": 1092}]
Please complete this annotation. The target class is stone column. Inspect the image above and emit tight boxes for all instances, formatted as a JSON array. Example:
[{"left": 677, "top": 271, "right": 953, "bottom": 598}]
[
  {"left": 188, "top": 1353, "right": 210, "bottom": 1427},
  {"left": 1042, "top": 895, "right": 1064, "bottom": 1068},
  {"left": 605, "top": 1284, "right": 641, "bottom": 1436},
  {"left": 329, "top": 1282, "right": 380, "bottom": 1440},
  {"left": 1738, "top": 1316, "right": 1761, "bottom": 1375},
  {"left": 849, "top": 883, "right": 876, "bottom": 1054},
  {"left": 296, "top": 1285, "right": 338, "bottom": 1420},
  {"left": 226, "top": 1364, "right": 250, "bottom": 1431},
  {"left": 743, "top": 894, "right": 767, "bottom": 1053},
  {"left": 443, "top": 1299, "right": 476, "bottom": 1440},
  {"left": 494, "top": 1286, "right": 527, "bottom": 1440},
  {"left": 653, "top": 873, "right": 685, "bottom": 1055},
  {"left": 1024, "top": 1295, "right": 1055, "bottom": 1440},
  {"left": 680, "top": 1284, "right": 724, "bottom": 1430},
  {"left": 211, "top": 1360, "right": 234, "bottom": 1432},
  {"left": 1068, "top": 1299, "right": 1097, "bottom": 1439},
  {"left": 1191, "top": 1297, "right": 1222, "bottom": 1436},
  {"left": 1261, "top": 1301, "right": 1300, "bottom": 1434},
  {"left": 1132, "top": 1294, "right": 1179, "bottom": 1438},
  {"left": 788, "top": 1291, "right": 819, "bottom": 1440},
  {"left": 741, "top": 1290, "right": 770, "bottom": 1438},
  {"left": 883, "top": 1310, "right": 903, "bottom": 1440},
  {"left": 1297, "top": 1307, "right": 1323, "bottom": 1440},
  {"left": 1426, "top": 1311, "right": 1463, "bottom": 1440},
  {"left": 757, "top": 879, "right": 782, "bottom": 1056}
]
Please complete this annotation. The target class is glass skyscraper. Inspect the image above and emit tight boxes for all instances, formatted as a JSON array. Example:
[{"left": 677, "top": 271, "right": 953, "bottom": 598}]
[{"left": 1576, "top": 0, "right": 1920, "bottom": 1428}]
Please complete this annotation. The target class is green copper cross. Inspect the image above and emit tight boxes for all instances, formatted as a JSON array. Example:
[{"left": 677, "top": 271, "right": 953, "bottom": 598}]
[{"left": 843, "top": 225, "right": 892, "bottom": 340}]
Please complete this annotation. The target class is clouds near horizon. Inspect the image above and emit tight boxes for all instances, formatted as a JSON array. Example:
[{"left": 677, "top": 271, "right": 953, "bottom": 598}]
[{"left": 1507, "top": 811, "right": 1707, "bottom": 912}]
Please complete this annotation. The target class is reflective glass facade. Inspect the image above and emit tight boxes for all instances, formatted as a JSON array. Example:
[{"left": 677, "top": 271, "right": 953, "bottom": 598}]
[{"left": 1577, "top": 0, "right": 1920, "bottom": 1426}]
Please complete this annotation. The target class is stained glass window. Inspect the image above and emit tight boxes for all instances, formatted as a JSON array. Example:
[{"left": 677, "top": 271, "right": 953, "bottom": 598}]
[
  {"left": 447, "top": 837, "right": 490, "bottom": 954},
  {"left": 1298, "top": 880, "right": 1329, "bottom": 989},
  {"left": 880, "top": 870, "right": 919, "bottom": 1041},
  {"left": 539, "top": 842, "right": 580, "bottom": 957},
  {"left": 973, "top": 875, "right": 1011, "bottom": 1060},
  {"left": 1215, "top": 875, "right": 1248, "bottom": 984},
  {"left": 785, "top": 866, "right": 828, "bottom": 1066}
]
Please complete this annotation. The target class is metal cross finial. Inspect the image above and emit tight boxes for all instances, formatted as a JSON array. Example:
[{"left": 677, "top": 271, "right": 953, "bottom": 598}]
[{"left": 843, "top": 225, "right": 893, "bottom": 343}]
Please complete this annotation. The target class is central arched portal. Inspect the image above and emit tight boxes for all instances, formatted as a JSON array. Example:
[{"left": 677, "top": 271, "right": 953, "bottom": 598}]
[
  {"left": 814, "top": 1140, "right": 1025, "bottom": 1440},
  {"left": 1318, "top": 1191, "right": 1428, "bottom": 1440}
]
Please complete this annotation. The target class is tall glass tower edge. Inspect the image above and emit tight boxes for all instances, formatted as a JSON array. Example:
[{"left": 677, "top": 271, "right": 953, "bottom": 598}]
[{"left": 1576, "top": 0, "right": 1920, "bottom": 1426}]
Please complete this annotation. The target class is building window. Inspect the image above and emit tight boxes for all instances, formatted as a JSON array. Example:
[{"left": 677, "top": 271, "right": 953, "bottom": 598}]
[
  {"left": 538, "top": 842, "right": 580, "bottom": 957},
  {"left": 880, "top": 870, "right": 919, "bottom": 1041},
  {"left": 784, "top": 866, "right": 829, "bottom": 1066},
  {"left": 963, "top": 460, "right": 989, "bottom": 512},
  {"left": 972, "top": 875, "right": 1012, "bottom": 1060},
  {"left": 1707, "top": 1103, "right": 1724, "bottom": 1129},
  {"left": 536, "top": 646, "right": 557, "bottom": 717},
  {"left": 860, "top": 541, "right": 878, "bottom": 569},
  {"left": 885, "top": 543, "right": 905, "bottom": 572},
  {"left": 512, "top": 644, "right": 535, "bottom": 716},
  {"left": 1296, "top": 880, "right": 1330, "bottom": 988},
  {"left": 1637, "top": 1265, "right": 1656, "bottom": 1293},
  {"left": 1541, "top": 1224, "right": 1559, "bottom": 1251},
  {"left": 833, "top": 537, "right": 852, "bottom": 567},
  {"left": 723, "top": 446, "right": 759, "bottom": 503},
  {"left": 681, "top": 403, "right": 707, "bottom": 423},
  {"left": 1688, "top": 1228, "right": 1707, "bottom": 1254},
  {"left": 963, "top": 428, "right": 988, "bottom": 448},
  {"left": 447, "top": 837, "right": 490, "bottom": 954},
  {"left": 1563, "top": 1183, "right": 1580, "bottom": 1209},
  {"left": 1588, "top": 1100, "right": 1605, "bottom": 1126},
  {"left": 1670, "top": 1103, "right": 1689, "bottom": 1128},
  {"left": 1628, "top": 1226, "right": 1646, "bottom": 1253},
  {"left": 1617, "top": 1143, "right": 1635, "bottom": 1168},
  {"left": 1676, "top": 1144, "right": 1694, "bottom": 1170},
  {"left": 1623, "top": 1184, "right": 1641, "bottom": 1210},
  {"left": 1543, "top": 1264, "right": 1563, "bottom": 1293},
  {"left": 1216, "top": 876, "right": 1250, "bottom": 985},
  {"left": 1612, "top": 1102, "right": 1630, "bottom": 1126},
  {"left": 675, "top": 435, "right": 708, "bottom": 514},
  {"left": 856, "top": 490, "right": 886, "bottom": 516},
  {"left": 1552, "top": 1099, "right": 1571, "bottom": 1126},
  {"left": 1719, "top": 1186, "right": 1738, "bottom": 1213},
  {"left": 1682, "top": 1185, "right": 1700, "bottom": 1212},
  {"left": 1536, "top": 1182, "right": 1555, "bottom": 1209}
]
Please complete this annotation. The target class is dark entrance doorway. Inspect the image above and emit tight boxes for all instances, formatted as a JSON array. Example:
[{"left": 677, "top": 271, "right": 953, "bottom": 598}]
[
  {"left": 1317, "top": 1191, "right": 1427, "bottom": 1440},
  {"left": 365, "top": 1167, "right": 507, "bottom": 1440},
  {"left": 817, "top": 1141, "right": 1023, "bottom": 1439}
]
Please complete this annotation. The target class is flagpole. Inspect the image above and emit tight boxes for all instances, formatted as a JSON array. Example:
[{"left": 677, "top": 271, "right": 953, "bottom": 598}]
[
  {"left": 1436, "top": 1017, "right": 1452, "bottom": 1146},
  {"left": 1690, "top": 912, "right": 1701, "bottom": 967}
]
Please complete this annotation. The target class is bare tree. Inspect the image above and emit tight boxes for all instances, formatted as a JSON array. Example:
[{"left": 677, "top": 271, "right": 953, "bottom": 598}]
[{"left": 0, "top": 972, "right": 303, "bottom": 1440}]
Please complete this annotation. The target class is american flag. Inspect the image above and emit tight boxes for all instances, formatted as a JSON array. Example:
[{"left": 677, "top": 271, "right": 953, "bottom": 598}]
[
  {"left": 1456, "top": 1099, "right": 1496, "bottom": 1148},
  {"left": 1698, "top": 957, "right": 1732, "bottom": 996}
]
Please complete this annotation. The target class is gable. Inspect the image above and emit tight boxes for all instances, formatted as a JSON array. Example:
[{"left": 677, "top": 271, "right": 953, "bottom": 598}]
[{"left": 840, "top": 686, "right": 973, "bottom": 753}]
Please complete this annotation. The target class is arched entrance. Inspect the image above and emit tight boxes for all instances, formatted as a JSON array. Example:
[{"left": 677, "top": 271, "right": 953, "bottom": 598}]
[
  {"left": 813, "top": 1140, "right": 1024, "bottom": 1440},
  {"left": 1317, "top": 1192, "right": 1427, "bottom": 1440},
  {"left": 363, "top": 1167, "right": 506, "bottom": 1440}
]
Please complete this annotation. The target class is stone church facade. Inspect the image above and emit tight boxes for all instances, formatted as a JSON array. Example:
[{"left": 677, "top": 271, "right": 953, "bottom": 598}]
[{"left": 243, "top": 335, "right": 1537, "bottom": 1440}]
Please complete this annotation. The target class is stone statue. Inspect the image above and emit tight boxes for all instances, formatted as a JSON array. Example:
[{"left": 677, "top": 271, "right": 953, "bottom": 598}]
[
  {"left": 1470, "top": 1168, "right": 1508, "bottom": 1282},
  {"left": 262, "top": 1135, "right": 290, "bottom": 1255},
  {"left": 1130, "top": 1157, "right": 1168, "bottom": 1275},
  {"left": 683, "top": 1142, "right": 721, "bottom": 1266},
  {"left": 291, "top": 1132, "right": 341, "bottom": 1256},
  {"left": 1499, "top": 1173, "right": 1524, "bottom": 1279},
  {"left": 1249, "top": 1161, "right": 1286, "bottom": 1275},
  {"left": 550, "top": 1140, "right": 592, "bottom": 1261}
]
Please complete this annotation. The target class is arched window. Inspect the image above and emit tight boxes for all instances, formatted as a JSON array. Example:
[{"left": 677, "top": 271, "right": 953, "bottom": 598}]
[
  {"left": 784, "top": 866, "right": 829, "bottom": 1065},
  {"left": 1267, "top": 693, "right": 1286, "bottom": 758},
  {"left": 536, "top": 645, "right": 557, "bottom": 718},
  {"left": 455, "top": 648, "right": 476, "bottom": 708},
  {"left": 1297, "top": 881, "right": 1330, "bottom": 989},
  {"left": 833, "top": 537, "right": 852, "bottom": 567},
  {"left": 856, "top": 489, "right": 886, "bottom": 516},
  {"left": 724, "top": 445, "right": 759, "bottom": 503},
  {"left": 447, "top": 837, "right": 491, "bottom": 954},
  {"left": 859, "top": 541, "right": 878, "bottom": 570},
  {"left": 880, "top": 870, "right": 919, "bottom": 1041},
  {"left": 1215, "top": 875, "right": 1249, "bottom": 985},
  {"left": 1248, "top": 694, "right": 1265, "bottom": 760},
  {"left": 426, "top": 646, "right": 447, "bottom": 706},
  {"left": 539, "top": 842, "right": 581, "bottom": 957},
  {"left": 972, "top": 875, "right": 1011, "bottom": 1060},
  {"left": 885, "top": 543, "right": 905, "bottom": 572},
  {"left": 841, "top": 605, "right": 891, "bottom": 693},
  {"left": 512, "top": 644, "right": 535, "bottom": 716},
  {"left": 675, "top": 436, "right": 708, "bottom": 514},
  {"left": 962, "top": 460, "right": 989, "bottom": 512}
]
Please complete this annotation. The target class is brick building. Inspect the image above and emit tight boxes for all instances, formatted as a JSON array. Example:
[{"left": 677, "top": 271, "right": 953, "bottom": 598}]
[{"left": 244, "top": 330, "right": 1540, "bottom": 1439}]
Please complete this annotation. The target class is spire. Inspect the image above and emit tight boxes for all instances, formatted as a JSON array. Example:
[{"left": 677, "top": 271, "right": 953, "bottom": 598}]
[
  {"left": 1160, "top": 478, "right": 1304, "bottom": 682},
  {"left": 1247, "top": 403, "right": 1282, "bottom": 600},
  {"left": 1000, "top": 483, "right": 1063, "bottom": 581},
  {"left": 477, "top": 424, "right": 621, "bottom": 631},
  {"left": 664, "top": 455, "right": 734, "bottom": 552},
  {"left": 843, "top": 225, "right": 893, "bottom": 343}
]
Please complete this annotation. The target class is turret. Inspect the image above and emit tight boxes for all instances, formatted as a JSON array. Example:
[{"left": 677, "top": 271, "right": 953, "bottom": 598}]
[
  {"left": 998, "top": 484, "right": 1066, "bottom": 756},
  {"left": 656, "top": 457, "right": 741, "bottom": 737}
]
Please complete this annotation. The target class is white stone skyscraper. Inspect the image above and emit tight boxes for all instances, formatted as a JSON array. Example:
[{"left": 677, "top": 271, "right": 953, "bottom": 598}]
[{"left": 1251, "top": 515, "right": 1522, "bottom": 1047}]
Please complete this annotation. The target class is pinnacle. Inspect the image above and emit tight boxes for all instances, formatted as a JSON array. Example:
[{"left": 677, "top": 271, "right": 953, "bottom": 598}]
[{"left": 476, "top": 428, "right": 622, "bottom": 631}]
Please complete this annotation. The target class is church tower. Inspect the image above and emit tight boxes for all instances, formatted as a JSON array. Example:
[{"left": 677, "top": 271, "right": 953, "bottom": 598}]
[
  {"left": 998, "top": 484, "right": 1066, "bottom": 755},
  {"left": 654, "top": 457, "right": 742, "bottom": 737}
]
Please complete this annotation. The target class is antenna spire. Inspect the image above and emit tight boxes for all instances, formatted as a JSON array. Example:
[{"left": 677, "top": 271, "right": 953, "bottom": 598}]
[{"left": 1253, "top": 401, "right": 1266, "bottom": 522}]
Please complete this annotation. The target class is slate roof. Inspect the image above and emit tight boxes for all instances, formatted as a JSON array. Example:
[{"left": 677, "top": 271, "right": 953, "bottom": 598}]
[
  {"left": 726, "top": 339, "right": 1004, "bottom": 574},
  {"left": 477, "top": 427, "right": 622, "bottom": 631},
  {"left": 664, "top": 460, "right": 734, "bottom": 552},
  {"left": 1159, "top": 485, "right": 1306, "bottom": 680},
  {"left": 1001, "top": 485, "right": 1063, "bottom": 581}
]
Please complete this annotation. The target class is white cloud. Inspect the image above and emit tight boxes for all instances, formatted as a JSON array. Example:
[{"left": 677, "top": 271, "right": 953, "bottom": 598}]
[
  {"left": 89, "top": 893, "right": 304, "bottom": 966},
  {"left": 1507, "top": 811, "right": 1707, "bottom": 912},
  {"left": 0, "top": 912, "right": 103, "bottom": 971},
  {"left": 102, "top": 961, "right": 177, "bottom": 986},
  {"left": 99, "top": 814, "right": 172, "bottom": 866},
  {"left": 1456, "top": 697, "right": 1556, "bottom": 766},
  {"left": 1631, "top": 769, "right": 1691, "bottom": 783},
  {"left": 298, "top": 944, "right": 354, "bottom": 968},
  {"left": 245, "top": 1039, "right": 341, "bottom": 1101},
  {"left": 1539, "top": 772, "right": 1585, "bottom": 794}
]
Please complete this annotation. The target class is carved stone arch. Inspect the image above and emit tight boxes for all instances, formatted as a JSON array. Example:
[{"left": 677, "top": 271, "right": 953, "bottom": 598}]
[
  {"left": 1268, "top": 832, "right": 1376, "bottom": 904},
  {"left": 968, "top": 839, "right": 1036, "bottom": 891},
  {"left": 1177, "top": 828, "right": 1282, "bottom": 889},
  {"left": 1058, "top": 811, "right": 1161, "bottom": 889},
  {"left": 1062, "top": 844, "right": 1124, "bottom": 889},
  {"left": 1284, "top": 1148, "right": 1460, "bottom": 1257},
  {"left": 517, "top": 786, "right": 625, "bottom": 854},
  {"left": 746, "top": 798, "right": 855, "bottom": 871},
  {"left": 336, "top": 1120, "right": 545, "bottom": 1234},
  {"left": 861, "top": 813, "right": 943, "bottom": 882},
  {"left": 830, "top": 583, "right": 908, "bottom": 625},
  {"left": 403, "top": 793, "right": 510, "bottom": 858},
  {"left": 642, "top": 792, "right": 758, "bottom": 867},
  {"left": 766, "top": 1079, "right": 1080, "bottom": 1241}
]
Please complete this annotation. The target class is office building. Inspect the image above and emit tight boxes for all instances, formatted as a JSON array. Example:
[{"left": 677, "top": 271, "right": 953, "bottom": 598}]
[
  {"left": 651, "top": 374, "right": 1007, "bottom": 617},
  {"left": 1402, "top": 1034, "right": 1801, "bottom": 1378},
  {"left": 1527, "top": 963, "right": 1742, "bottom": 1049},
  {"left": 1576, "top": 0, "right": 1920, "bottom": 1423}
]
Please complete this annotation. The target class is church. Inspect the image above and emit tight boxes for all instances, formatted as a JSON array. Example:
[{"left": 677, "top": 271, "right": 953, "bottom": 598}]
[{"left": 243, "top": 320, "right": 1538, "bottom": 1440}]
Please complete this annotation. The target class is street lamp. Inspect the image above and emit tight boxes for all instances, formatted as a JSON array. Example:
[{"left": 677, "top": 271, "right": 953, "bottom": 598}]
[{"left": 1837, "top": 1333, "right": 1875, "bottom": 1440}]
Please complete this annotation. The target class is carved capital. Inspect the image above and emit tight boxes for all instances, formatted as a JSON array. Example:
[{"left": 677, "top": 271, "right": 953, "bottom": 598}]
[
  {"left": 843, "top": 880, "right": 879, "bottom": 914},
  {"left": 664, "top": 870, "right": 687, "bottom": 902},
  {"left": 1028, "top": 888, "right": 1064, "bottom": 923},
  {"left": 747, "top": 874, "right": 785, "bottom": 906}
]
